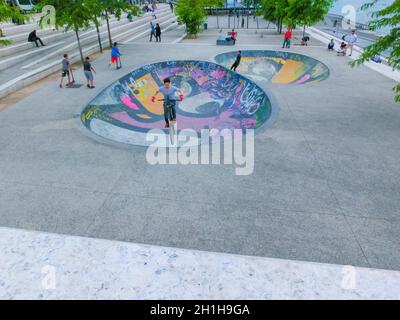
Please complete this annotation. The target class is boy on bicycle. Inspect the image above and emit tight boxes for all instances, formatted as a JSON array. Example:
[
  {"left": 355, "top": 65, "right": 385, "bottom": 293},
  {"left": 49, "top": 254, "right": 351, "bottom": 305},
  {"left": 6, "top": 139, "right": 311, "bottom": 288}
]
[{"left": 152, "top": 78, "right": 183, "bottom": 128}]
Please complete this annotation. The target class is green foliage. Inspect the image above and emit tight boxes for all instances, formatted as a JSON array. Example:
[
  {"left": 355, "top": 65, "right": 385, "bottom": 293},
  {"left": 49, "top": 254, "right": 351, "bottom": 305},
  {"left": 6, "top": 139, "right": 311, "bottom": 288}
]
[
  {"left": 99, "top": 0, "right": 131, "bottom": 19},
  {"left": 352, "top": 0, "right": 400, "bottom": 102},
  {"left": 258, "top": 0, "right": 334, "bottom": 32},
  {"left": 284, "top": 0, "right": 334, "bottom": 28},
  {"left": 176, "top": 0, "right": 206, "bottom": 37},
  {"left": 0, "top": 0, "right": 29, "bottom": 45},
  {"left": 37, "top": 0, "right": 92, "bottom": 31},
  {"left": 203, "top": 0, "right": 224, "bottom": 8}
]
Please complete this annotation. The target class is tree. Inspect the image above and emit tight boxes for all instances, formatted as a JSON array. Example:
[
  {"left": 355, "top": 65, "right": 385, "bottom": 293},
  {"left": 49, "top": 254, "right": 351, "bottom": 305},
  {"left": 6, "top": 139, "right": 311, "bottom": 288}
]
[
  {"left": 99, "top": 0, "right": 131, "bottom": 48},
  {"left": 0, "top": 0, "right": 28, "bottom": 45},
  {"left": 258, "top": 0, "right": 289, "bottom": 33},
  {"left": 352, "top": 0, "right": 400, "bottom": 102},
  {"left": 204, "top": 0, "right": 224, "bottom": 29},
  {"left": 176, "top": 0, "right": 206, "bottom": 37},
  {"left": 38, "top": 0, "right": 93, "bottom": 63},
  {"left": 285, "top": 0, "right": 334, "bottom": 37},
  {"left": 84, "top": 0, "right": 105, "bottom": 53}
]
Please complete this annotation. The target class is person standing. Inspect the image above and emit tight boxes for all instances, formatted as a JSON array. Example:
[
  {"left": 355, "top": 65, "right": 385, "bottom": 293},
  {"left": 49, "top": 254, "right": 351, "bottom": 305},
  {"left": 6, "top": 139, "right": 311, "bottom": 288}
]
[
  {"left": 282, "top": 28, "right": 292, "bottom": 49},
  {"left": 155, "top": 23, "right": 162, "bottom": 43},
  {"left": 149, "top": 22, "right": 156, "bottom": 42},
  {"left": 151, "top": 1, "right": 157, "bottom": 19},
  {"left": 347, "top": 30, "right": 358, "bottom": 56},
  {"left": 230, "top": 50, "right": 241, "bottom": 72},
  {"left": 59, "top": 54, "right": 72, "bottom": 88},
  {"left": 230, "top": 29, "right": 237, "bottom": 44},
  {"left": 83, "top": 57, "right": 96, "bottom": 89}
]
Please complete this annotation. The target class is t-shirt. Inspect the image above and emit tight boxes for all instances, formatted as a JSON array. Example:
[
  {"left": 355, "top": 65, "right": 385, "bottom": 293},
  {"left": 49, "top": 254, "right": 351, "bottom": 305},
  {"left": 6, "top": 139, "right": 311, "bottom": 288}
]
[
  {"left": 111, "top": 46, "right": 120, "bottom": 57},
  {"left": 83, "top": 61, "right": 91, "bottom": 72},
  {"left": 231, "top": 31, "right": 236, "bottom": 39},
  {"left": 159, "top": 85, "right": 179, "bottom": 100},
  {"left": 348, "top": 34, "right": 358, "bottom": 44},
  {"left": 62, "top": 59, "right": 70, "bottom": 71},
  {"left": 285, "top": 31, "right": 292, "bottom": 39}
]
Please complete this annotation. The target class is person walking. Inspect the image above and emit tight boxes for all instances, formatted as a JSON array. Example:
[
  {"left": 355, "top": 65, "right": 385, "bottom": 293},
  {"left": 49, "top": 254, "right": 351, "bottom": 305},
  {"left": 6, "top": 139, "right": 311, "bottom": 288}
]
[
  {"left": 347, "top": 30, "right": 358, "bottom": 56},
  {"left": 282, "top": 28, "right": 292, "bottom": 49},
  {"left": 83, "top": 56, "right": 96, "bottom": 89},
  {"left": 230, "top": 50, "right": 241, "bottom": 72},
  {"left": 28, "top": 30, "right": 45, "bottom": 47},
  {"left": 168, "top": 0, "right": 173, "bottom": 12},
  {"left": 149, "top": 22, "right": 156, "bottom": 42},
  {"left": 155, "top": 23, "right": 162, "bottom": 43}
]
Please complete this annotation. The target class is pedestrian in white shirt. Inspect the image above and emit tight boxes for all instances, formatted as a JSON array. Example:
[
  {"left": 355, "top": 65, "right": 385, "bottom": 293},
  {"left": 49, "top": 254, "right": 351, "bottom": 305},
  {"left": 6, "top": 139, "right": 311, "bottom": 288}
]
[{"left": 348, "top": 30, "right": 358, "bottom": 56}]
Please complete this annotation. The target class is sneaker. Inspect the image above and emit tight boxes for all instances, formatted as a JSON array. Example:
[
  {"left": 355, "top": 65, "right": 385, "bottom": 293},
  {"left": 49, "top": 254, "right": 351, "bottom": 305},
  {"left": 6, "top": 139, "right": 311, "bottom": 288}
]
[
  {"left": 87, "top": 84, "right": 91, "bottom": 88},
  {"left": 165, "top": 123, "right": 169, "bottom": 128},
  {"left": 59, "top": 84, "right": 62, "bottom": 88},
  {"left": 90, "top": 86, "right": 95, "bottom": 89}
]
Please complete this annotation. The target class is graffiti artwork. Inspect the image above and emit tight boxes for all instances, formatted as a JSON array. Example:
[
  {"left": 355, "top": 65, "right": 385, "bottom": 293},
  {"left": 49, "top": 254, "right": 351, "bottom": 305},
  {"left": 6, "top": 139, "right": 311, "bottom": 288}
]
[
  {"left": 214, "top": 50, "right": 330, "bottom": 85},
  {"left": 81, "top": 60, "right": 273, "bottom": 147}
]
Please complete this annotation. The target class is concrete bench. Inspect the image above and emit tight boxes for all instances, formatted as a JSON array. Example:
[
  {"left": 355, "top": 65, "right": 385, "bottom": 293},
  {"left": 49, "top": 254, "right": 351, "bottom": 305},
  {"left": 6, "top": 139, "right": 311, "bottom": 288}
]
[{"left": 216, "top": 35, "right": 234, "bottom": 46}]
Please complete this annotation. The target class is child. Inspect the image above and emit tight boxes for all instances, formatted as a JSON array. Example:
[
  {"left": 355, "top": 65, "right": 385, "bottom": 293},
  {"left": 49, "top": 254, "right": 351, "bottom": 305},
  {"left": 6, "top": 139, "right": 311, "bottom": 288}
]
[
  {"left": 337, "top": 42, "right": 347, "bottom": 56},
  {"left": 59, "top": 54, "right": 72, "bottom": 88},
  {"left": 230, "top": 29, "right": 237, "bottom": 44},
  {"left": 109, "top": 42, "right": 121, "bottom": 69},
  {"left": 152, "top": 78, "right": 184, "bottom": 128},
  {"left": 282, "top": 28, "right": 292, "bottom": 49},
  {"left": 328, "top": 39, "right": 335, "bottom": 51},
  {"left": 83, "top": 56, "right": 96, "bottom": 89}
]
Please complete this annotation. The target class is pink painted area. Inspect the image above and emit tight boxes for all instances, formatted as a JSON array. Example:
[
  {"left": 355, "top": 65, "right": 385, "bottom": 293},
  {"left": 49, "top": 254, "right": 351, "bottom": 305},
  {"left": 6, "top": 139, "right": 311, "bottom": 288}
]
[
  {"left": 121, "top": 95, "right": 140, "bottom": 110},
  {"left": 295, "top": 74, "right": 311, "bottom": 84},
  {"left": 110, "top": 110, "right": 245, "bottom": 132},
  {"left": 210, "top": 70, "right": 226, "bottom": 79}
]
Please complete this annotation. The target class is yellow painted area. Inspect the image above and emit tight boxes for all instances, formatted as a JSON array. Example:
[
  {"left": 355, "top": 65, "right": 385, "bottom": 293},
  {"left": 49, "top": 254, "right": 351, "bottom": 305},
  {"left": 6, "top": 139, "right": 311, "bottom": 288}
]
[
  {"left": 137, "top": 114, "right": 151, "bottom": 119},
  {"left": 272, "top": 60, "right": 307, "bottom": 84},
  {"left": 130, "top": 74, "right": 163, "bottom": 115}
]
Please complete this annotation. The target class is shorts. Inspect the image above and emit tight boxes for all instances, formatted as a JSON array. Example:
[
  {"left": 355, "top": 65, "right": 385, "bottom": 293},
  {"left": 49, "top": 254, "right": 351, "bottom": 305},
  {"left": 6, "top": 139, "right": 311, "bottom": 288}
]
[
  {"left": 111, "top": 56, "right": 119, "bottom": 63},
  {"left": 61, "top": 70, "right": 69, "bottom": 77},
  {"left": 84, "top": 70, "right": 94, "bottom": 81}
]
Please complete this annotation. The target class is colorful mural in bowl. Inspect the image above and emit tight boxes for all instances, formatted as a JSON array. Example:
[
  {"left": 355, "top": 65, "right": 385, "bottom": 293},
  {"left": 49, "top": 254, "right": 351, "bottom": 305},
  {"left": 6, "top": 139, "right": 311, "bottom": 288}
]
[
  {"left": 81, "top": 60, "right": 273, "bottom": 147},
  {"left": 214, "top": 50, "right": 330, "bottom": 85}
]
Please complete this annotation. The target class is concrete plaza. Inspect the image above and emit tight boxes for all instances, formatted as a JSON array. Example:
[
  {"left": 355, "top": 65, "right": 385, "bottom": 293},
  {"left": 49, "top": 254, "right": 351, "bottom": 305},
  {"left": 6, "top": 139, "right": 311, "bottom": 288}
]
[{"left": 0, "top": 27, "right": 399, "bottom": 275}]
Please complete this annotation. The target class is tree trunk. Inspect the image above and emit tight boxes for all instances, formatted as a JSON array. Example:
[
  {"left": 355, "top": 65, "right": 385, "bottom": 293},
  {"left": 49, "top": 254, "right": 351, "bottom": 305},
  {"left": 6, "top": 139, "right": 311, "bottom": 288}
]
[
  {"left": 216, "top": 12, "right": 219, "bottom": 29},
  {"left": 303, "top": 25, "right": 306, "bottom": 38},
  {"left": 105, "top": 10, "right": 112, "bottom": 48},
  {"left": 75, "top": 30, "right": 84, "bottom": 64},
  {"left": 96, "top": 24, "right": 103, "bottom": 53}
]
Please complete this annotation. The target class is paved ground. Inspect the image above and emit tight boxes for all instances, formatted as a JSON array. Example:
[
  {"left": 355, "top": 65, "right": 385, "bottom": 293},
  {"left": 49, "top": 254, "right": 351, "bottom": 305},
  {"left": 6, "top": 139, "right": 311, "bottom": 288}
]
[{"left": 1, "top": 29, "right": 399, "bottom": 271}]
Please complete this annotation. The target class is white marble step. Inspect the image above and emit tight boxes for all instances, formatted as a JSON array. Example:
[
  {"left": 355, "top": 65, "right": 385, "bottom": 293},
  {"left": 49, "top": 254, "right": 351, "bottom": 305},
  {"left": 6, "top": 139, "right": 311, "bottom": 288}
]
[{"left": 0, "top": 226, "right": 399, "bottom": 299}]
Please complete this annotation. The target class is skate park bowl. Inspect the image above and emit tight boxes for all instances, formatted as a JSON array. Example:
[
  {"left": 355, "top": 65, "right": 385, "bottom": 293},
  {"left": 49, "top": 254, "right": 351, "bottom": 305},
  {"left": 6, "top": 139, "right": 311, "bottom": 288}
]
[
  {"left": 80, "top": 60, "right": 273, "bottom": 147},
  {"left": 214, "top": 50, "right": 330, "bottom": 85}
]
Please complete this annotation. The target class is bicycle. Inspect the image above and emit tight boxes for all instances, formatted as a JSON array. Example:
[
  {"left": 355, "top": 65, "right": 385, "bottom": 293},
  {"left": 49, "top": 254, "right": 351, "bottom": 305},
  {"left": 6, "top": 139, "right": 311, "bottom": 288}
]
[{"left": 152, "top": 94, "right": 183, "bottom": 145}]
